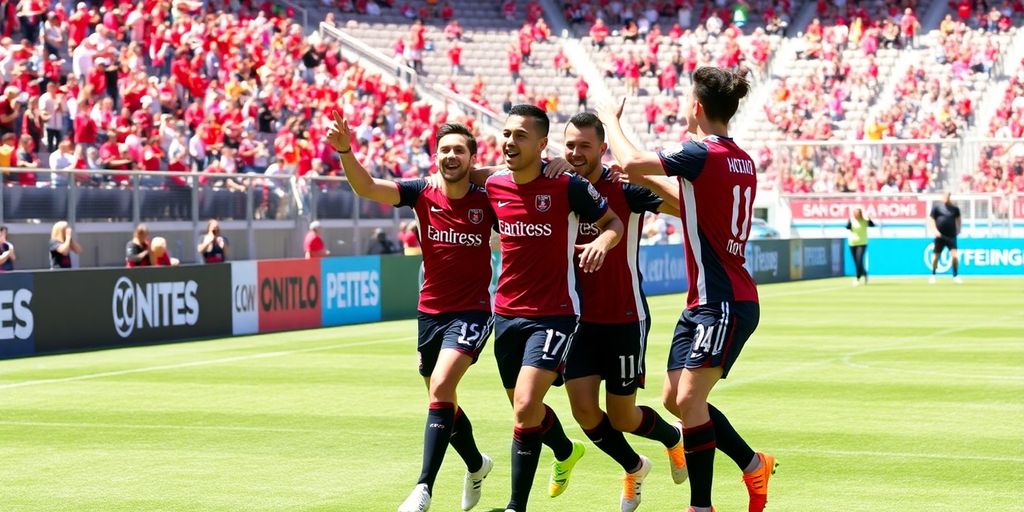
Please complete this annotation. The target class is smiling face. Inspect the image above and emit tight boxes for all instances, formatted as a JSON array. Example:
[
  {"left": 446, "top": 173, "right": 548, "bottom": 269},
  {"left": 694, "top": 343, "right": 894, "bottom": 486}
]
[
  {"left": 502, "top": 115, "right": 547, "bottom": 172},
  {"left": 435, "top": 133, "right": 475, "bottom": 183},
  {"left": 563, "top": 122, "right": 606, "bottom": 182}
]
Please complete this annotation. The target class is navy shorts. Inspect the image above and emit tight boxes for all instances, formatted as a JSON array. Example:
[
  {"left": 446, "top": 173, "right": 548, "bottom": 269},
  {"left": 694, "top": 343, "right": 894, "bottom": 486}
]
[
  {"left": 564, "top": 320, "right": 651, "bottom": 395},
  {"left": 417, "top": 310, "right": 493, "bottom": 377},
  {"left": 934, "top": 235, "right": 958, "bottom": 253},
  {"left": 493, "top": 314, "right": 578, "bottom": 390},
  {"left": 667, "top": 302, "right": 759, "bottom": 379}
]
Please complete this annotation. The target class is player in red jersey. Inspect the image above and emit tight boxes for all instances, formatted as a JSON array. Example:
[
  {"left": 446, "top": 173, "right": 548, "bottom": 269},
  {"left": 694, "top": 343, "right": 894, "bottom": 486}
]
[
  {"left": 326, "top": 111, "right": 496, "bottom": 512},
  {"left": 488, "top": 104, "right": 623, "bottom": 512},
  {"left": 556, "top": 112, "right": 688, "bottom": 512},
  {"left": 598, "top": 67, "right": 777, "bottom": 512}
]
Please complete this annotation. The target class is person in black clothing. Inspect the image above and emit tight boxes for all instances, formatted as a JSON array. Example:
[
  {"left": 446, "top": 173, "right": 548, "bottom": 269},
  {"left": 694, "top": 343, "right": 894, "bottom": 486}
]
[
  {"left": 928, "top": 192, "right": 962, "bottom": 283},
  {"left": 366, "top": 227, "right": 400, "bottom": 255},
  {"left": 125, "top": 223, "right": 150, "bottom": 267},
  {"left": 197, "top": 219, "right": 229, "bottom": 263},
  {"left": 49, "top": 220, "right": 82, "bottom": 269},
  {"left": 845, "top": 208, "right": 875, "bottom": 286},
  {"left": 0, "top": 226, "right": 16, "bottom": 271}
]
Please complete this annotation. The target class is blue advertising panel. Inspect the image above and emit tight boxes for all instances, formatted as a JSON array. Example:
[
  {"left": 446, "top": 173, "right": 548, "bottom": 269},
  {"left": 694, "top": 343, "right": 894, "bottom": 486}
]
[
  {"left": 0, "top": 273, "right": 34, "bottom": 358},
  {"left": 638, "top": 244, "right": 687, "bottom": 296},
  {"left": 845, "top": 238, "right": 1024, "bottom": 276},
  {"left": 321, "top": 256, "right": 382, "bottom": 326}
]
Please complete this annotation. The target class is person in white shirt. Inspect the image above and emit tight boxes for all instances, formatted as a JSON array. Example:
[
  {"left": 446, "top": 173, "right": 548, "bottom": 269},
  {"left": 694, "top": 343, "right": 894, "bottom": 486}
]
[
  {"left": 72, "top": 39, "right": 95, "bottom": 80},
  {"left": 48, "top": 140, "right": 77, "bottom": 186},
  {"left": 38, "top": 81, "right": 65, "bottom": 152},
  {"left": 189, "top": 130, "right": 207, "bottom": 171}
]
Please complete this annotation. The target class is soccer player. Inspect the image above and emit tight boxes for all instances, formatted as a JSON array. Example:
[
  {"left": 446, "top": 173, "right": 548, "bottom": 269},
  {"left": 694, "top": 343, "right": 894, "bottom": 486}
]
[
  {"left": 597, "top": 67, "right": 777, "bottom": 512},
  {"left": 326, "top": 111, "right": 496, "bottom": 512},
  {"left": 558, "top": 112, "right": 688, "bottom": 512},
  {"left": 489, "top": 104, "right": 623, "bottom": 512},
  {"left": 928, "top": 192, "right": 962, "bottom": 284}
]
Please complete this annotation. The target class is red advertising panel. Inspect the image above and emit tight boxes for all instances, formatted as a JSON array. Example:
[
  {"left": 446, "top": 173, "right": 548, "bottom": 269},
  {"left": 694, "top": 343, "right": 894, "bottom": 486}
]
[
  {"left": 257, "top": 259, "right": 322, "bottom": 332},
  {"left": 790, "top": 198, "right": 928, "bottom": 220}
]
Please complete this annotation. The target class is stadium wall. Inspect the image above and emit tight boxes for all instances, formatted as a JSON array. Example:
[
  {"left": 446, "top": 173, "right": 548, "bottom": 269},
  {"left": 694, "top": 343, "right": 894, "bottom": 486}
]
[
  {"left": 843, "top": 238, "right": 1024, "bottom": 276},
  {"left": 0, "top": 239, "right": 846, "bottom": 360}
]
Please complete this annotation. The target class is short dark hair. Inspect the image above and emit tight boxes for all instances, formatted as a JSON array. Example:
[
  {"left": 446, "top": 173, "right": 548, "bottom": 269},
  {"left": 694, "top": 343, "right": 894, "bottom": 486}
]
[
  {"left": 692, "top": 66, "right": 750, "bottom": 124},
  {"left": 508, "top": 104, "right": 550, "bottom": 137},
  {"left": 567, "top": 112, "right": 605, "bottom": 143},
  {"left": 434, "top": 123, "right": 477, "bottom": 155},
  {"left": 0, "top": 226, "right": 7, "bottom": 235}
]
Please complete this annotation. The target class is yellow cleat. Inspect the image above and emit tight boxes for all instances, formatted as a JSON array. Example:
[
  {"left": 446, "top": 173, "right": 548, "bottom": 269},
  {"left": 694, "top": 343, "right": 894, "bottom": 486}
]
[{"left": 548, "top": 440, "right": 585, "bottom": 497}]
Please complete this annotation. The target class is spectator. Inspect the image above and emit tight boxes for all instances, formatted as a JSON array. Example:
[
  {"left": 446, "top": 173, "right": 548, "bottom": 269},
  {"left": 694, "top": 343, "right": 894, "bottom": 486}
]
[
  {"left": 197, "top": 219, "right": 228, "bottom": 263},
  {"left": 304, "top": 220, "right": 330, "bottom": 258},
  {"left": 0, "top": 226, "right": 15, "bottom": 271},
  {"left": 125, "top": 223, "right": 150, "bottom": 267},
  {"left": 48, "top": 139, "right": 78, "bottom": 186},
  {"left": 590, "top": 18, "right": 609, "bottom": 49},
  {"left": 14, "top": 134, "right": 37, "bottom": 186},
  {"left": 0, "top": 86, "right": 21, "bottom": 138},
  {"left": 398, "top": 220, "right": 421, "bottom": 256},
  {"left": 149, "top": 237, "right": 179, "bottom": 266},
  {"left": 366, "top": 227, "right": 400, "bottom": 255},
  {"left": 48, "top": 220, "right": 81, "bottom": 269},
  {"left": 0, "top": 133, "right": 15, "bottom": 169},
  {"left": 576, "top": 76, "right": 589, "bottom": 111}
]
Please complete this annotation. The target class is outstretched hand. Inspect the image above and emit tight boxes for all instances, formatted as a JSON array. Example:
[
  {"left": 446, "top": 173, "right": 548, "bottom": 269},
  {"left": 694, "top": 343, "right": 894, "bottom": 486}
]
[
  {"left": 325, "top": 110, "right": 352, "bottom": 153},
  {"left": 543, "top": 157, "right": 574, "bottom": 178},
  {"left": 596, "top": 97, "right": 626, "bottom": 124}
]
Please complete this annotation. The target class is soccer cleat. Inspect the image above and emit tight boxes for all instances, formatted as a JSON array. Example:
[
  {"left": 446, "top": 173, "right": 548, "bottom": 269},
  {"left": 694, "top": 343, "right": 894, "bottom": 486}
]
[
  {"left": 953, "top": 276, "right": 963, "bottom": 284},
  {"left": 852, "top": 278, "right": 859, "bottom": 287},
  {"left": 548, "top": 440, "right": 586, "bottom": 497},
  {"left": 398, "top": 483, "right": 431, "bottom": 512},
  {"left": 666, "top": 427, "right": 688, "bottom": 484},
  {"left": 621, "top": 455, "right": 652, "bottom": 512},
  {"left": 928, "top": 275, "right": 937, "bottom": 284},
  {"left": 742, "top": 452, "right": 777, "bottom": 512},
  {"left": 461, "top": 454, "right": 493, "bottom": 511}
]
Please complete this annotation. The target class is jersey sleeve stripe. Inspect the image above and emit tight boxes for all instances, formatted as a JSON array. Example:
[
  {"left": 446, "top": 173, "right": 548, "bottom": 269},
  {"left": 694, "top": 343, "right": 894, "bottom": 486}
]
[
  {"left": 566, "top": 212, "right": 581, "bottom": 316},
  {"left": 626, "top": 211, "right": 646, "bottom": 322}
]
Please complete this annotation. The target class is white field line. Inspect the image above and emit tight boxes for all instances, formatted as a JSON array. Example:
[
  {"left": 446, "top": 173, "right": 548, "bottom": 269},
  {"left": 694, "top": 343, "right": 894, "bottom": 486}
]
[{"left": 0, "top": 336, "right": 410, "bottom": 391}]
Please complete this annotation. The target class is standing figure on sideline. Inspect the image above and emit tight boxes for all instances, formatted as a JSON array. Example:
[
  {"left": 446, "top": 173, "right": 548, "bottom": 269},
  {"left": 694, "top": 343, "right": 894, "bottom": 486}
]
[
  {"left": 49, "top": 220, "right": 82, "bottom": 269},
  {"left": 928, "top": 192, "right": 962, "bottom": 284},
  {"left": 558, "top": 112, "right": 688, "bottom": 512},
  {"left": 598, "top": 66, "right": 777, "bottom": 512},
  {"left": 327, "top": 111, "right": 497, "bottom": 512},
  {"left": 304, "top": 220, "right": 330, "bottom": 259},
  {"left": 149, "top": 237, "right": 179, "bottom": 266},
  {"left": 487, "top": 104, "right": 623, "bottom": 512},
  {"left": 197, "top": 219, "right": 228, "bottom": 263},
  {"left": 846, "top": 208, "right": 875, "bottom": 286},
  {"left": 125, "top": 223, "right": 151, "bottom": 267},
  {"left": 0, "top": 226, "right": 16, "bottom": 271}
]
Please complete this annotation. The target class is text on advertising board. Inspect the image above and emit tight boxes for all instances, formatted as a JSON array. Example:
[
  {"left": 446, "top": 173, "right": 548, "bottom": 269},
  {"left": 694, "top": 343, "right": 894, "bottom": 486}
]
[{"left": 112, "top": 277, "right": 199, "bottom": 338}]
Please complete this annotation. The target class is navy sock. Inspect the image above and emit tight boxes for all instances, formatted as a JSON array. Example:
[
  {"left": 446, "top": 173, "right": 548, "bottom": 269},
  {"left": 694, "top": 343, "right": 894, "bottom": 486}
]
[
  {"left": 631, "top": 405, "right": 683, "bottom": 448},
  {"left": 584, "top": 413, "right": 641, "bottom": 472},
  {"left": 683, "top": 420, "right": 717, "bottom": 508},
  {"left": 508, "top": 425, "right": 543, "bottom": 511},
  {"left": 708, "top": 404, "right": 755, "bottom": 471},
  {"left": 416, "top": 402, "right": 455, "bottom": 492},
  {"left": 540, "top": 404, "right": 574, "bottom": 461},
  {"left": 450, "top": 407, "right": 484, "bottom": 473}
]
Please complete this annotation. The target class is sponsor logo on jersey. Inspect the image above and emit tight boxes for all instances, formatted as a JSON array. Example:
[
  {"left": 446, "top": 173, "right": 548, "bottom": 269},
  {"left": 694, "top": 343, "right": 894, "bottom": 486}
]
[
  {"left": 579, "top": 222, "right": 600, "bottom": 236},
  {"left": 586, "top": 182, "right": 602, "bottom": 202},
  {"left": 112, "top": 276, "right": 199, "bottom": 338},
  {"left": 498, "top": 219, "right": 553, "bottom": 237},
  {"left": 427, "top": 225, "right": 485, "bottom": 246},
  {"left": 468, "top": 208, "right": 483, "bottom": 224},
  {"left": 535, "top": 194, "right": 551, "bottom": 212}
]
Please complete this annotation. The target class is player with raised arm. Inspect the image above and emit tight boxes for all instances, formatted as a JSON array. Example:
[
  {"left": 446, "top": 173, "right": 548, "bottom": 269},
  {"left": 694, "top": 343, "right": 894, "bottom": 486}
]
[
  {"left": 326, "top": 111, "right": 496, "bottom": 512},
  {"left": 597, "top": 67, "right": 777, "bottom": 512},
  {"left": 557, "top": 112, "right": 688, "bottom": 512},
  {"left": 489, "top": 104, "right": 623, "bottom": 512},
  {"left": 928, "top": 192, "right": 962, "bottom": 284}
]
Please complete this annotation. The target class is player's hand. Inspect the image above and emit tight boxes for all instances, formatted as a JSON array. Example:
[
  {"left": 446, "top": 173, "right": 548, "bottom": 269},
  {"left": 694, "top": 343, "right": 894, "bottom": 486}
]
[
  {"left": 576, "top": 239, "right": 611, "bottom": 273},
  {"left": 543, "top": 157, "right": 573, "bottom": 178},
  {"left": 325, "top": 110, "right": 352, "bottom": 153},
  {"left": 596, "top": 97, "right": 625, "bottom": 124},
  {"left": 424, "top": 171, "right": 444, "bottom": 189},
  {"left": 604, "top": 164, "right": 626, "bottom": 184}
]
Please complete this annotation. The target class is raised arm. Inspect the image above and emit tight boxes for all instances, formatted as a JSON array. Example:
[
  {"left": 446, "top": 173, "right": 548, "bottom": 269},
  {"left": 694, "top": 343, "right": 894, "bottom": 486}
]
[
  {"left": 596, "top": 98, "right": 666, "bottom": 177},
  {"left": 326, "top": 110, "right": 401, "bottom": 205}
]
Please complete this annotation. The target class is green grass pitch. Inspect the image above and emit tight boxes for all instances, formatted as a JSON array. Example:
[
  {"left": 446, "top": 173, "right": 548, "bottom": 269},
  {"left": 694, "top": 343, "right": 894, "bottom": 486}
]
[{"left": 1, "top": 277, "right": 1022, "bottom": 511}]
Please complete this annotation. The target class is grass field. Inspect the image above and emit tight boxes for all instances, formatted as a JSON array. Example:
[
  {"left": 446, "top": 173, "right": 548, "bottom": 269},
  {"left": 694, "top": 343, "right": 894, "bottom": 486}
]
[{"left": 1, "top": 277, "right": 1022, "bottom": 512}]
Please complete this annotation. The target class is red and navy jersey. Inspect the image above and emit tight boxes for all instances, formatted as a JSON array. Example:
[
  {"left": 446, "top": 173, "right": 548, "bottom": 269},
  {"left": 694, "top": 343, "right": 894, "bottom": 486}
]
[
  {"left": 396, "top": 180, "right": 496, "bottom": 315},
  {"left": 486, "top": 171, "right": 608, "bottom": 318},
  {"left": 659, "top": 136, "right": 759, "bottom": 308},
  {"left": 575, "top": 168, "right": 662, "bottom": 324}
]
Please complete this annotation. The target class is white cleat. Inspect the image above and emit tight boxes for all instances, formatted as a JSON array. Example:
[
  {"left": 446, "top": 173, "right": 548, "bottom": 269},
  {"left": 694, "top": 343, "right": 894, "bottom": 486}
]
[
  {"left": 621, "top": 455, "right": 652, "bottom": 512},
  {"left": 953, "top": 276, "right": 963, "bottom": 284},
  {"left": 398, "top": 483, "right": 431, "bottom": 512},
  {"left": 928, "top": 275, "right": 937, "bottom": 284},
  {"left": 852, "top": 278, "right": 860, "bottom": 287},
  {"left": 462, "top": 454, "right": 493, "bottom": 510}
]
